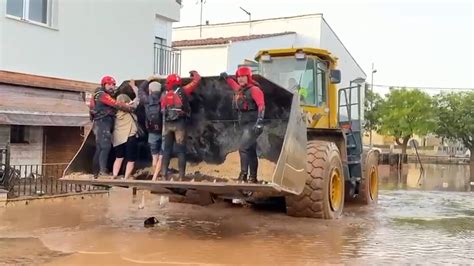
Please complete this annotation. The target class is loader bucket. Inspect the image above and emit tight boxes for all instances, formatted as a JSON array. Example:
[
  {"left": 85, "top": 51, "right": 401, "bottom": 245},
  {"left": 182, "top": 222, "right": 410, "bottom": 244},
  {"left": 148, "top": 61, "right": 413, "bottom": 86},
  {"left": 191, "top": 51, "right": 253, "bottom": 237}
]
[{"left": 62, "top": 75, "right": 307, "bottom": 196}]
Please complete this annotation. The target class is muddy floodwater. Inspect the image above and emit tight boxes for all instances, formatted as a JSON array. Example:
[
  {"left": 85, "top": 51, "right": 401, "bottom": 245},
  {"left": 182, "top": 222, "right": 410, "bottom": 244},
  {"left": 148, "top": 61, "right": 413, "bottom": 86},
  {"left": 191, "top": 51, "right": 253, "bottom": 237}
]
[{"left": 0, "top": 164, "right": 472, "bottom": 265}]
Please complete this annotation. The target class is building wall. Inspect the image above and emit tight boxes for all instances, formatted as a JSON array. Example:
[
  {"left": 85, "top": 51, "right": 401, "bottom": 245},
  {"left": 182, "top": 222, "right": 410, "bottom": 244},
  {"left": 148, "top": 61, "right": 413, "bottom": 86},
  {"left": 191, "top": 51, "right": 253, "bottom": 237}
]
[
  {"left": 9, "top": 126, "right": 43, "bottom": 166},
  {"left": 0, "top": 2, "right": 3, "bottom": 67},
  {"left": 174, "top": 14, "right": 323, "bottom": 47},
  {"left": 0, "top": 0, "right": 180, "bottom": 83},
  {"left": 178, "top": 34, "right": 297, "bottom": 75},
  {"left": 43, "top": 126, "right": 83, "bottom": 164},
  {"left": 173, "top": 14, "right": 366, "bottom": 88},
  {"left": 155, "top": 15, "right": 173, "bottom": 46},
  {"left": 179, "top": 45, "right": 229, "bottom": 76},
  {"left": 226, "top": 34, "right": 297, "bottom": 73},
  {"left": 319, "top": 19, "right": 367, "bottom": 88},
  {"left": 153, "top": 0, "right": 180, "bottom": 22}
]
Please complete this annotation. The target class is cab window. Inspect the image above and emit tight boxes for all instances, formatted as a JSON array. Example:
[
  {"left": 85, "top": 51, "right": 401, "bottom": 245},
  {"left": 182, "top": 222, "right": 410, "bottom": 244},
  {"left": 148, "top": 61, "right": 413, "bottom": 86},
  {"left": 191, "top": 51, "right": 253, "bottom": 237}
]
[
  {"left": 299, "top": 59, "right": 316, "bottom": 105},
  {"left": 315, "top": 60, "right": 328, "bottom": 106}
]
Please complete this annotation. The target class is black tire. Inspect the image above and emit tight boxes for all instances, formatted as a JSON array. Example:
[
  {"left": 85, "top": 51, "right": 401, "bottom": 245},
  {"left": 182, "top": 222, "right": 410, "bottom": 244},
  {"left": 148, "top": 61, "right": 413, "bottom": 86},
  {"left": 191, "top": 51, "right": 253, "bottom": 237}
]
[
  {"left": 285, "top": 140, "right": 345, "bottom": 219},
  {"left": 356, "top": 151, "right": 379, "bottom": 205}
]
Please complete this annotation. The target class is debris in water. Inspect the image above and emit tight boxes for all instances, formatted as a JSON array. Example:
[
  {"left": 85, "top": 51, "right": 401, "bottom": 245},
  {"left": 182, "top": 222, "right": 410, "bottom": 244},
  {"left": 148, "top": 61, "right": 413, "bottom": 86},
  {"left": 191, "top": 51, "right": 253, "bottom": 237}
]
[
  {"left": 159, "top": 196, "right": 169, "bottom": 206},
  {"left": 232, "top": 199, "right": 244, "bottom": 204},
  {"left": 144, "top": 216, "right": 159, "bottom": 227},
  {"left": 138, "top": 192, "right": 145, "bottom": 209}
]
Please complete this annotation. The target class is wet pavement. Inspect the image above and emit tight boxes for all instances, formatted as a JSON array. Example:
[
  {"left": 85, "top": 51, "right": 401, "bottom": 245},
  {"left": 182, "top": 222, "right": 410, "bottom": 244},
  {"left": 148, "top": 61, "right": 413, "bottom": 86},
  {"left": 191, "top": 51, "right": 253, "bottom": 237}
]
[{"left": 0, "top": 164, "right": 472, "bottom": 265}]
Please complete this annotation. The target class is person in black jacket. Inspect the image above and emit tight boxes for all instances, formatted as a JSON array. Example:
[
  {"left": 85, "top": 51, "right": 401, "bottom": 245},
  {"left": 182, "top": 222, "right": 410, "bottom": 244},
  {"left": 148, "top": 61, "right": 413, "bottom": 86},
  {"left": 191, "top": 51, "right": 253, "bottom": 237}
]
[
  {"left": 89, "top": 75, "right": 133, "bottom": 177},
  {"left": 220, "top": 67, "right": 265, "bottom": 183},
  {"left": 129, "top": 76, "right": 164, "bottom": 181}
]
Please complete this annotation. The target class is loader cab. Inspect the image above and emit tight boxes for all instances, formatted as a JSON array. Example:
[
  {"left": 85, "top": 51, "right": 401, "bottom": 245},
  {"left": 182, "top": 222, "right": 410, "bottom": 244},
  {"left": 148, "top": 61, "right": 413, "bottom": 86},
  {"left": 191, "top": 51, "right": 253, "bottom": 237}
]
[
  {"left": 256, "top": 48, "right": 341, "bottom": 129},
  {"left": 259, "top": 53, "right": 327, "bottom": 106}
]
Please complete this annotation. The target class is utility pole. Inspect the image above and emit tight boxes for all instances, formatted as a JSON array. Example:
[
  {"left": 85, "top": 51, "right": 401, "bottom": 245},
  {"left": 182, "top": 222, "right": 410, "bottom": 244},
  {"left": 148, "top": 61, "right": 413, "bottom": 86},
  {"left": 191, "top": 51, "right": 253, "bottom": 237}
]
[
  {"left": 370, "top": 63, "right": 377, "bottom": 147},
  {"left": 240, "top": 7, "right": 251, "bottom": 35},
  {"left": 199, "top": 0, "right": 205, "bottom": 38}
]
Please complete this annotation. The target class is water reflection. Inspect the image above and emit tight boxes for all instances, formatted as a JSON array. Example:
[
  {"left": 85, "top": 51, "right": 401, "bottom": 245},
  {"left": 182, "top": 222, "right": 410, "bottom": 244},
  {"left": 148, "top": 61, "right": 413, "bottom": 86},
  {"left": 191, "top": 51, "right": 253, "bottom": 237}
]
[
  {"left": 380, "top": 163, "right": 471, "bottom": 192},
  {"left": 0, "top": 163, "right": 472, "bottom": 265}
]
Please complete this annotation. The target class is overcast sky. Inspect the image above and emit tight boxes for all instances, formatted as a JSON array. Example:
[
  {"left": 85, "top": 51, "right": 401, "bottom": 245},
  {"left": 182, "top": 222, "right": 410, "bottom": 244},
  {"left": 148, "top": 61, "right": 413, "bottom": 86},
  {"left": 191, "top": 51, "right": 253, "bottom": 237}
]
[{"left": 174, "top": 0, "right": 473, "bottom": 93}]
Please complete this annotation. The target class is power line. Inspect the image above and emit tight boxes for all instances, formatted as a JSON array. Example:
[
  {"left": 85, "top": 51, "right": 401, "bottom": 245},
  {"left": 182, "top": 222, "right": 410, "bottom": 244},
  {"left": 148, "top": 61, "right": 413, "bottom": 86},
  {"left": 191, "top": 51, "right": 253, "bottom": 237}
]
[{"left": 369, "top": 84, "right": 474, "bottom": 91}]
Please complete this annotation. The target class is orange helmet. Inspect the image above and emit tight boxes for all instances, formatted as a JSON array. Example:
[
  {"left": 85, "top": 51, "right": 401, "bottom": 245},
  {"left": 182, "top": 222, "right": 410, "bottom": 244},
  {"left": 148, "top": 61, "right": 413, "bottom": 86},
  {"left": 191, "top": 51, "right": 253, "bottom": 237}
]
[{"left": 165, "top": 74, "right": 182, "bottom": 90}]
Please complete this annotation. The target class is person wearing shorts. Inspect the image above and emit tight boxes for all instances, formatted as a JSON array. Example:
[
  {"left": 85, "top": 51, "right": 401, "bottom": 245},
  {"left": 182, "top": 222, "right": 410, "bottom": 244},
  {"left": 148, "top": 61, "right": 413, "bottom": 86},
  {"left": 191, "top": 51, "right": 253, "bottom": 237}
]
[
  {"left": 130, "top": 77, "right": 164, "bottom": 181},
  {"left": 112, "top": 93, "right": 139, "bottom": 179}
]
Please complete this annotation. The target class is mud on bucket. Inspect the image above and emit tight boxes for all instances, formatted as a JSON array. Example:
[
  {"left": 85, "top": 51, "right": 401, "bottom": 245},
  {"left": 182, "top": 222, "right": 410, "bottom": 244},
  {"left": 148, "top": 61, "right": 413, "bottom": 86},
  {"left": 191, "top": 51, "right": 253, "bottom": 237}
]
[{"left": 63, "top": 76, "right": 307, "bottom": 192}]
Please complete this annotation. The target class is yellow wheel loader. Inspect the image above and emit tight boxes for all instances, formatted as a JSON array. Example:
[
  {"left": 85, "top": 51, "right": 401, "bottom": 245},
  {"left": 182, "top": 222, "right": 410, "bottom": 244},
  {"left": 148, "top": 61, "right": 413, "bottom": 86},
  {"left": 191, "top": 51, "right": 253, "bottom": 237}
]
[{"left": 61, "top": 47, "right": 379, "bottom": 219}]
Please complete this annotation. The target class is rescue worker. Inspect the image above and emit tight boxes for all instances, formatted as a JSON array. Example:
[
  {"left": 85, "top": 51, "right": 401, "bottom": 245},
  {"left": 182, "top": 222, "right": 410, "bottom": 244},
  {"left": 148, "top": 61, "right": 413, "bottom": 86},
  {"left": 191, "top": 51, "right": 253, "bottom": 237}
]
[
  {"left": 220, "top": 67, "right": 265, "bottom": 183},
  {"left": 130, "top": 76, "right": 164, "bottom": 181},
  {"left": 160, "top": 70, "right": 201, "bottom": 181},
  {"left": 89, "top": 76, "right": 133, "bottom": 177}
]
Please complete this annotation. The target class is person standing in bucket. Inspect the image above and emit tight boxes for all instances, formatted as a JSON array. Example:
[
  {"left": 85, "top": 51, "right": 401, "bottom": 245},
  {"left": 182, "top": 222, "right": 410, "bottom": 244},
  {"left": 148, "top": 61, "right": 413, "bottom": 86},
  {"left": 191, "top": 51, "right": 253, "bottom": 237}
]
[
  {"left": 160, "top": 70, "right": 201, "bottom": 181},
  {"left": 129, "top": 76, "right": 165, "bottom": 181},
  {"left": 112, "top": 93, "right": 139, "bottom": 180},
  {"left": 220, "top": 66, "right": 265, "bottom": 183},
  {"left": 89, "top": 76, "right": 134, "bottom": 177}
]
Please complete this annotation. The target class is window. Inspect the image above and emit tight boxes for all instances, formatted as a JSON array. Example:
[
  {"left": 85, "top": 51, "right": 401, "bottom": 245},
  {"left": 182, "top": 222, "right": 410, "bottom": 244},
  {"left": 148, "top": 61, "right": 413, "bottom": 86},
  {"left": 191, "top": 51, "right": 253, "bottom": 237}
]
[
  {"left": 10, "top": 125, "right": 30, "bottom": 144},
  {"left": 6, "top": 0, "right": 23, "bottom": 17},
  {"left": 154, "top": 36, "right": 167, "bottom": 46},
  {"left": 6, "top": 0, "right": 51, "bottom": 25},
  {"left": 300, "top": 59, "right": 316, "bottom": 105},
  {"left": 315, "top": 61, "right": 328, "bottom": 106}
]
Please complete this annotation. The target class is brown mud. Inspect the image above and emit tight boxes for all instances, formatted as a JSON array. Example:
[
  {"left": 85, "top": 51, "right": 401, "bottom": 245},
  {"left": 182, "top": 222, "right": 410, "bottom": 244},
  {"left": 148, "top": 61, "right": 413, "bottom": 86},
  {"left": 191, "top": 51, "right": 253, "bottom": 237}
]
[{"left": 1, "top": 167, "right": 473, "bottom": 265}]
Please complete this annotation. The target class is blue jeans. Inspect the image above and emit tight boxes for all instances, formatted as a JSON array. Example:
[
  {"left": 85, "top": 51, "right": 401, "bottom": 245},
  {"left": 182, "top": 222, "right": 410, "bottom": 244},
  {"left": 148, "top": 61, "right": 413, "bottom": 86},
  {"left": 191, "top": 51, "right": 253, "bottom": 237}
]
[{"left": 148, "top": 132, "right": 163, "bottom": 155}]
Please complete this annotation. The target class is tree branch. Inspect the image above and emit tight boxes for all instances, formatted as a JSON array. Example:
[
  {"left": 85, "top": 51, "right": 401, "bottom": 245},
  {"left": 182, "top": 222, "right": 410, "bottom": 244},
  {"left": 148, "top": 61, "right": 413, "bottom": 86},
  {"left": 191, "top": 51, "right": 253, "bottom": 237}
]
[{"left": 395, "top": 138, "right": 403, "bottom": 146}]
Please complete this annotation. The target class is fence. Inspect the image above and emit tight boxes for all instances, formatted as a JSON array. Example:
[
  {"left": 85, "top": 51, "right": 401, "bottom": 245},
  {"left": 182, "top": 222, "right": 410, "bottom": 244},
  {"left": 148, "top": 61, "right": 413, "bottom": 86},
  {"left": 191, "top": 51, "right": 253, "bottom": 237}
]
[
  {"left": 1, "top": 163, "right": 107, "bottom": 199},
  {"left": 0, "top": 146, "right": 10, "bottom": 186},
  {"left": 154, "top": 43, "right": 181, "bottom": 76}
]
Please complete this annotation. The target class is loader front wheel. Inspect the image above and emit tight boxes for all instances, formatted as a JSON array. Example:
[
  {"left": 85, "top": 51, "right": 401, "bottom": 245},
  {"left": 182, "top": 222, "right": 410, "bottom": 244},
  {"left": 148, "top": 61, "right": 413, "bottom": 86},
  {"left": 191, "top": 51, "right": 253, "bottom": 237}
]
[
  {"left": 356, "top": 151, "right": 379, "bottom": 205},
  {"left": 285, "top": 140, "right": 344, "bottom": 219}
]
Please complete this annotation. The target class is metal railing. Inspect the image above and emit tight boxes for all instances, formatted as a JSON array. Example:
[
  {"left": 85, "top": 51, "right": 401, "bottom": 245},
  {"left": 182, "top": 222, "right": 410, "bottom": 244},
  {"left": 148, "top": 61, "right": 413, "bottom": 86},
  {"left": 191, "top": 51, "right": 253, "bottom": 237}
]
[
  {"left": 1, "top": 163, "right": 107, "bottom": 199},
  {"left": 0, "top": 146, "right": 10, "bottom": 186},
  {"left": 154, "top": 43, "right": 181, "bottom": 76}
]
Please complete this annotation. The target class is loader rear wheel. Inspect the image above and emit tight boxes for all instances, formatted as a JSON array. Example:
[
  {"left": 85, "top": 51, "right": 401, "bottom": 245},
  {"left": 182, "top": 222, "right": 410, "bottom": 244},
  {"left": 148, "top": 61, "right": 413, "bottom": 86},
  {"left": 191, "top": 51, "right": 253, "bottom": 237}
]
[
  {"left": 285, "top": 140, "right": 344, "bottom": 219},
  {"left": 356, "top": 151, "right": 379, "bottom": 205}
]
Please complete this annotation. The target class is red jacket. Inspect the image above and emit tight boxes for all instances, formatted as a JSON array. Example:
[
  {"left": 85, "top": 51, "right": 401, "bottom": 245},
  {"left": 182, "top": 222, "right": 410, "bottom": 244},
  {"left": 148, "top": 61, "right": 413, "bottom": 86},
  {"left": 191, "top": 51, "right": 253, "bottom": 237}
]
[
  {"left": 160, "top": 72, "right": 201, "bottom": 110},
  {"left": 89, "top": 88, "right": 131, "bottom": 120}
]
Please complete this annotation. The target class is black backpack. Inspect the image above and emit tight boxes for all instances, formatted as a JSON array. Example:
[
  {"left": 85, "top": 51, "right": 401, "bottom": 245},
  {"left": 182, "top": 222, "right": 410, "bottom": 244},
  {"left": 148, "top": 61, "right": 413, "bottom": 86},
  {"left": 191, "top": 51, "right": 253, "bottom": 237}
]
[{"left": 146, "top": 93, "right": 162, "bottom": 133}]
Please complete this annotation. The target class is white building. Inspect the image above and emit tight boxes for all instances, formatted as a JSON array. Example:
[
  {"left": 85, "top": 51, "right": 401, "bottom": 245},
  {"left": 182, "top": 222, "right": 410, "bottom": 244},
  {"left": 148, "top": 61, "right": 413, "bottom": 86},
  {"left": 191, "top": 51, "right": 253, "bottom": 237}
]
[
  {"left": 0, "top": 0, "right": 181, "bottom": 83},
  {"left": 0, "top": 0, "right": 181, "bottom": 173},
  {"left": 173, "top": 13, "right": 366, "bottom": 88}
]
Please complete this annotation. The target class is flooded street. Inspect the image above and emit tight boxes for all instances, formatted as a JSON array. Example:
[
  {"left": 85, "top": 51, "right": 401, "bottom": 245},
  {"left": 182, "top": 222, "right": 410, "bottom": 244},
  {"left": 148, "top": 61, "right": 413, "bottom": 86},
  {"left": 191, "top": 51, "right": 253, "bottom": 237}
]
[{"left": 0, "top": 164, "right": 472, "bottom": 265}]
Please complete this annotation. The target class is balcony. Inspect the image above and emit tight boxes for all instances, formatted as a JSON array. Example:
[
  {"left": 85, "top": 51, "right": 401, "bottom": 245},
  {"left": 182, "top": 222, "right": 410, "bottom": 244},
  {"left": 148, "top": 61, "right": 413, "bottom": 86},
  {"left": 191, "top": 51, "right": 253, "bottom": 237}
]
[{"left": 154, "top": 43, "right": 181, "bottom": 76}]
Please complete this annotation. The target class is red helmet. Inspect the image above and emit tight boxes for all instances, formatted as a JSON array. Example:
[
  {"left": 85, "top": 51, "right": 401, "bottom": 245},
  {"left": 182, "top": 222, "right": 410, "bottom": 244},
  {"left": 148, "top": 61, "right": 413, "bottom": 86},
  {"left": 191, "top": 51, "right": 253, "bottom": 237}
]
[
  {"left": 101, "top": 76, "right": 116, "bottom": 86},
  {"left": 165, "top": 74, "right": 182, "bottom": 90},
  {"left": 236, "top": 66, "right": 253, "bottom": 83}
]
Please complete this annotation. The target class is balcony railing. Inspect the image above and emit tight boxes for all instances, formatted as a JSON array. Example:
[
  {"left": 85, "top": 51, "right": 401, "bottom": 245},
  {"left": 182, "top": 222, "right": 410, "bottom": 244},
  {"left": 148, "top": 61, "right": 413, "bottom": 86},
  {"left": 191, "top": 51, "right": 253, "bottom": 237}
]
[{"left": 154, "top": 43, "right": 181, "bottom": 76}]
